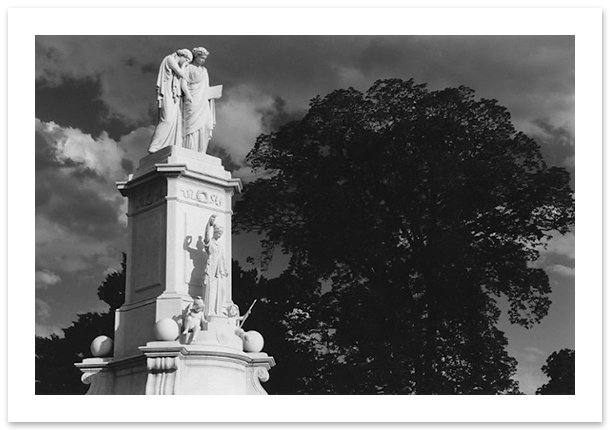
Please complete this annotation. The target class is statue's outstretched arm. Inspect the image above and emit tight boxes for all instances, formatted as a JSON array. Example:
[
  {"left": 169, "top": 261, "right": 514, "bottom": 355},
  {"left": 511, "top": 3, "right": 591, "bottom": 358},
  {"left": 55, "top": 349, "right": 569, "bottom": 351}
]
[{"left": 204, "top": 214, "right": 216, "bottom": 245}]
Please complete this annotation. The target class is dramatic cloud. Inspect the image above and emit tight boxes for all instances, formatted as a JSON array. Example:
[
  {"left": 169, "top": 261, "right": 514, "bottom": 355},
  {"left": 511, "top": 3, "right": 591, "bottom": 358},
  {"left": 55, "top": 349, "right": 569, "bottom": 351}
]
[
  {"left": 35, "top": 270, "right": 61, "bottom": 289},
  {"left": 33, "top": 36, "right": 575, "bottom": 384},
  {"left": 213, "top": 84, "right": 302, "bottom": 169},
  {"left": 116, "top": 126, "right": 153, "bottom": 174},
  {"left": 213, "top": 84, "right": 278, "bottom": 165},
  {"left": 36, "top": 216, "right": 124, "bottom": 274},
  {"left": 35, "top": 119, "right": 129, "bottom": 278},
  {"left": 526, "top": 119, "right": 576, "bottom": 187},
  {"left": 542, "top": 230, "right": 576, "bottom": 260},
  {"left": 36, "top": 36, "right": 162, "bottom": 128},
  {"left": 548, "top": 264, "right": 576, "bottom": 277},
  {"left": 36, "top": 36, "right": 574, "bottom": 117},
  {"left": 36, "top": 298, "right": 52, "bottom": 319},
  {"left": 35, "top": 74, "right": 135, "bottom": 140}
]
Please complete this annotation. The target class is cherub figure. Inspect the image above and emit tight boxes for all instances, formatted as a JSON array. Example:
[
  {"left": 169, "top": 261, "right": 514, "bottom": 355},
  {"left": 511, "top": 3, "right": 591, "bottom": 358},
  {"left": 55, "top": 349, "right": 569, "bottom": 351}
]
[
  {"left": 226, "top": 303, "right": 245, "bottom": 326},
  {"left": 182, "top": 296, "right": 207, "bottom": 344},
  {"left": 225, "top": 300, "right": 256, "bottom": 338}
]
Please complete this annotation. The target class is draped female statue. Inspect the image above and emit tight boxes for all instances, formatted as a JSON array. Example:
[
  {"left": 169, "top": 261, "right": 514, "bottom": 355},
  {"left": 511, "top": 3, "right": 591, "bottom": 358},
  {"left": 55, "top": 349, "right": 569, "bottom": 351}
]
[
  {"left": 203, "top": 214, "right": 228, "bottom": 317},
  {"left": 182, "top": 47, "right": 222, "bottom": 153},
  {"left": 147, "top": 49, "right": 193, "bottom": 153}
]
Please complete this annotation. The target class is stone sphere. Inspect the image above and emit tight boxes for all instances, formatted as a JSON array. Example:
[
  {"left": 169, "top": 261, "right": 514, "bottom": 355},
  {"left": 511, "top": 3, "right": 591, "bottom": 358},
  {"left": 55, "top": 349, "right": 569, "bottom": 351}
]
[
  {"left": 90, "top": 335, "right": 113, "bottom": 357},
  {"left": 154, "top": 318, "right": 180, "bottom": 341},
  {"left": 242, "top": 330, "right": 264, "bottom": 353}
]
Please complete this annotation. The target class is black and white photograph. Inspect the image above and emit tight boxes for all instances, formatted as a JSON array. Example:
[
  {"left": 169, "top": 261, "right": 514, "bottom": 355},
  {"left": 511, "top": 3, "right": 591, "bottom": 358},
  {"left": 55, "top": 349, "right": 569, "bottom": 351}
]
[{"left": 7, "top": 5, "right": 602, "bottom": 424}]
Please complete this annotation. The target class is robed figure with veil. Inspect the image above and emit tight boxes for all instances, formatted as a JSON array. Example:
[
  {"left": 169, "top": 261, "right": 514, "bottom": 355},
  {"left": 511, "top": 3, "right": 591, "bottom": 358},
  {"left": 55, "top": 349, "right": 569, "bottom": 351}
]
[{"left": 148, "top": 49, "right": 193, "bottom": 153}]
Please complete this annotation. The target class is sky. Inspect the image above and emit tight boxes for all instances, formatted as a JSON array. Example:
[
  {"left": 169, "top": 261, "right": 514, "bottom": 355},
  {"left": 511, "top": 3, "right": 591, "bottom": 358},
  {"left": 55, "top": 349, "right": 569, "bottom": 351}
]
[{"left": 32, "top": 33, "right": 577, "bottom": 395}]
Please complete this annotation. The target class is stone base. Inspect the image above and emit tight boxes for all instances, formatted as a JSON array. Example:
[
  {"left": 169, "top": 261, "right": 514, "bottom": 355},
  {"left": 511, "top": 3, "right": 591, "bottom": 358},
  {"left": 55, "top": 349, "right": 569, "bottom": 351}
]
[
  {"left": 77, "top": 317, "right": 274, "bottom": 395},
  {"left": 132, "top": 144, "right": 235, "bottom": 183},
  {"left": 76, "top": 345, "right": 275, "bottom": 395}
]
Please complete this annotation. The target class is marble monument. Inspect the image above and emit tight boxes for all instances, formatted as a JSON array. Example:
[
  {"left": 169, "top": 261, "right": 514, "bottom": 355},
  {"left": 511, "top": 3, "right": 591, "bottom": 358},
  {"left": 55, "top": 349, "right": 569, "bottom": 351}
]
[{"left": 76, "top": 47, "right": 275, "bottom": 395}]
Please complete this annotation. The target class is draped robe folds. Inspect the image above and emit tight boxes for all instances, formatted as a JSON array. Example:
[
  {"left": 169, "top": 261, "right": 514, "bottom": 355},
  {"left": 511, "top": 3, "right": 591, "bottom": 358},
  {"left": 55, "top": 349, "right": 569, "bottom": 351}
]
[
  {"left": 148, "top": 55, "right": 184, "bottom": 153},
  {"left": 182, "top": 64, "right": 220, "bottom": 153},
  {"left": 203, "top": 238, "right": 228, "bottom": 317}
]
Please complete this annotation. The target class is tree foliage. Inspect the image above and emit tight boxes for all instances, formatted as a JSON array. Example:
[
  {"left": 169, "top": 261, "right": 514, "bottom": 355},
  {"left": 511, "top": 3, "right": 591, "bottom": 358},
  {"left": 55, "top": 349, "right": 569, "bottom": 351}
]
[
  {"left": 536, "top": 348, "right": 575, "bottom": 395},
  {"left": 97, "top": 253, "right": 126, "bottom": 311},
  {"left": 234, "top": 78, "right": 574, "bottom": 394},
  {"left": 35, "top": 256, "right": 126, "bottom": 395}
]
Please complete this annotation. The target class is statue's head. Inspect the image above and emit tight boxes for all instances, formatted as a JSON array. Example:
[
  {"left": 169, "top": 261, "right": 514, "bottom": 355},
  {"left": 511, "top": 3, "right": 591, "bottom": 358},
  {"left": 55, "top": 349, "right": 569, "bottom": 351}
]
[
  {"left": 175, "top": 48, "right": 193, "bottom": 65},
  {"left": 192, "top": 47, "right": 209, "bottom": 66},
  {"left": 193, "top": 296, "right": 204, "bottom": 310},
  {"left": 213, "top": 224, "right": 224, "bottom": 239},
  {"left": 227, "top": 304, "right": 239, "bottom": 317}
]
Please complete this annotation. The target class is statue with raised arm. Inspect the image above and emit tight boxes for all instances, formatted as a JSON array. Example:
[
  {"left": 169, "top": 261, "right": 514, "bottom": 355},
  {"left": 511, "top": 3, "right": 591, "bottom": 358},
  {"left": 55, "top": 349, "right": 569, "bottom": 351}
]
[
  {"left": 148, "top": 49, "right": 193, "bottom": 154},
  {"left": 203, "top": 214, "right": 228, "bottom": 317},
  {"left": 182, "top": 47, "right": 223, "bottom": 154}
]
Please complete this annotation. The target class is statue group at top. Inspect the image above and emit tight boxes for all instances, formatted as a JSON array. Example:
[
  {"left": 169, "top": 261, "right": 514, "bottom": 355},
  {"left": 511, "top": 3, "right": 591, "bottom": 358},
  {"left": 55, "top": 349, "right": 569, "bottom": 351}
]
[{"left": 148, "top": 47, "right": 222, "bottom": 154}]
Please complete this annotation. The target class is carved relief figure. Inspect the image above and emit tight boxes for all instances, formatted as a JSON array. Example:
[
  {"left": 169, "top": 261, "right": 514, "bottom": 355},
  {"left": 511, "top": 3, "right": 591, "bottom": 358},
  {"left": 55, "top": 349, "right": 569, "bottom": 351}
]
[
  {"left": 148, "top": 49, "right": 193, "bottom": 154},
  {"left": 182, "top": 47, "right": 222, "bottom": 154},
  {"left": 203, "top": 214, "right": 228, "bottom": 317},
  {"left": 182, "top": 296, "right": 207, "bottom": 343}
]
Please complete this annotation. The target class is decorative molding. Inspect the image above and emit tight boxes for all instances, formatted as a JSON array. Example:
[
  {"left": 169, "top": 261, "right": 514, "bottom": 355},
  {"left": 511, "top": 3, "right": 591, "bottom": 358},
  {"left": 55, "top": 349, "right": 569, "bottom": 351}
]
[
  {"left": 80, "top": 368, "right": 114, "bottom": 395},
  {"left": 179, "top": 187, "right": 223, "bottom": 207},
  {"left": 145, "top": 356, "right": 178, "bottom": 395},
  {"left": 248, "top": 366, "right": 270, "bottom": 395}
]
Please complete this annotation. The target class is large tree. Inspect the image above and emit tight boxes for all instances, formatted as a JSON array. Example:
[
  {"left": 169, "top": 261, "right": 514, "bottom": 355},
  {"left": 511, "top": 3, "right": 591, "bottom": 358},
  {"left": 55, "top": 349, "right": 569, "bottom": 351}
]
[
  {"left": 536, "top": 348, "right": 575, "bottom": 395},
  {"left": 234, "top": 78, "right": 574, "bottom": 394}
]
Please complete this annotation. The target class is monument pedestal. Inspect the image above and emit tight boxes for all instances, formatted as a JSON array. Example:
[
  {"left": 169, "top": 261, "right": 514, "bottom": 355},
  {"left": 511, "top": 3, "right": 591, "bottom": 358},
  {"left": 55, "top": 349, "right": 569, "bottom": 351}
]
[
  {"left": 76, "top": 145, "right": 274, "bottom": 394},
  {"left": 76, "top": 344, "right": 275, "bottom": 395},
  {"left": 141, "top": 343, "right": 274, "bottom": 395}
]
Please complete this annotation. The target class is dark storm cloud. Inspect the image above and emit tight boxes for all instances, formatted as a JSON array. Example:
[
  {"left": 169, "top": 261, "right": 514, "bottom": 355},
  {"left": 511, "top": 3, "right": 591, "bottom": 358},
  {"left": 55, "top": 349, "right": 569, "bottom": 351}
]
[
  {"left": 35, "top": 119, "right": 128, "bottom": 240},
  {"left": 36, "top": 74, "right": 135, "bottom": 141},
  {"left": 261, "top": 96, "right": 306, "bottom": 132},
  {"left": 35, "top": 43, "right": 62, "bottom": 82},
  {"left": 34, "top": 35, "right": 575, "bottom": 165},
  {"left": 35, "top": 175, "right": 53, "bottom": 208},
  {"left": 204, "top": 35, "right": 373, "bottom": 107},
  {"left": 36, "top": 128, "right": 104, "bottom": 181},
  {"left": 35, "top": 129, "right": 59, "bottom": 172},
  {"left": 356, "top": 36, "right": 574, "bottom": 107},
  {"left": 207, "top": 145, "right": 242, "bottom": 173},
  {"left": 120, "top": 158, "right": 135, "bottom": 175},
  {"left": 530, "top": 120, "right": 575, "bottom": 187},
  {"left": 37, "top": 169, "right": 124, "bottom": 240}
]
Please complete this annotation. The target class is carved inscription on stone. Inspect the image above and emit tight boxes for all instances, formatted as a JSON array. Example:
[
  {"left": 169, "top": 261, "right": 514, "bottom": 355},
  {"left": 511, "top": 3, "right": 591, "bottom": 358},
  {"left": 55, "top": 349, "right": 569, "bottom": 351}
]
[{"left": 180, "top": 187, "right": 223, "bottom": 207}]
